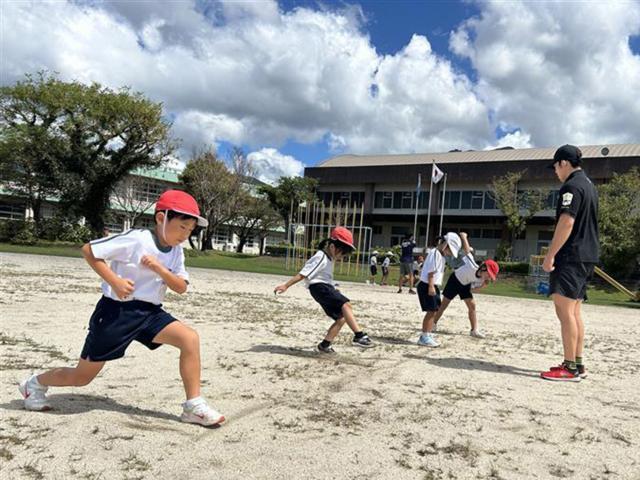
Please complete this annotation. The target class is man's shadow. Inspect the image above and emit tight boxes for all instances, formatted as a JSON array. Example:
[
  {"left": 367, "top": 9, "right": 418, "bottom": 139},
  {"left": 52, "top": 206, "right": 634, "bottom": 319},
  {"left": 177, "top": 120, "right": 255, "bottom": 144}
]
[{"left": 403, "top": 355, "right": 540, "bottom": 378}]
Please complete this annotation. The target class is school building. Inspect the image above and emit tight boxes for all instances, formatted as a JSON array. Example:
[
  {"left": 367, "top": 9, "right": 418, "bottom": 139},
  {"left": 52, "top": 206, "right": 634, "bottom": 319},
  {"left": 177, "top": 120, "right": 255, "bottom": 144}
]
[
  {"left": 0, "top": 162, "right": 284, "bottom": 254},
  {"left": 304, "top": 144, "right": 640, "bottom": 261}
]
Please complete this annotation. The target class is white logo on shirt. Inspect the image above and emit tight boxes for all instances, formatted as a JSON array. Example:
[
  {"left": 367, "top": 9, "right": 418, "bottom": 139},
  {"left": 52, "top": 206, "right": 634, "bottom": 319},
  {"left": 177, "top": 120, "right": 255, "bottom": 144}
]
[{"left": 562, "top": 192, "right": 573, "bottom": 206}]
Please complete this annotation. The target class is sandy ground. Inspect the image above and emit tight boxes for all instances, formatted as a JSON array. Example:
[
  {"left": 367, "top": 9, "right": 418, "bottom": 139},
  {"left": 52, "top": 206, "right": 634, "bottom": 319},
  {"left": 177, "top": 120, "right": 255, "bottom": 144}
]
[{"left": 0, "top": 252, "right": 639, "bottom": 480}]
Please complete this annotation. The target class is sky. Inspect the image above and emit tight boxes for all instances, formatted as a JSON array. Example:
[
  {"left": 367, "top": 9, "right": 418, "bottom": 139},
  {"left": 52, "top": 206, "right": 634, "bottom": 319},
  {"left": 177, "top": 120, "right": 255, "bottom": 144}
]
[{"left": 2, "top": 0, "right": 640, "bottom": 184}]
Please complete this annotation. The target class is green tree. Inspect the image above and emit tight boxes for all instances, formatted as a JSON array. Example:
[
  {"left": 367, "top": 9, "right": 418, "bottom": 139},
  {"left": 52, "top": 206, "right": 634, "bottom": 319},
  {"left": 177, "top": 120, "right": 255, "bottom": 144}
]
[
  {"left": 258, "top": 176, "right": 318, "bottom": 242},
  {"left": 180, "top": 149, "right": 244, "bottom": 251},
  {"left": 598, "top": 167, "right": 640, "bottom": 276},
  {"left": 0, "top": 72, "right": 174, "bottom": 234},
  {"left": 490, "top": 170, "right": 548, "bottom": 260},
  {"left": 231, "top": 191, "right": 282, "bottom": 253}
]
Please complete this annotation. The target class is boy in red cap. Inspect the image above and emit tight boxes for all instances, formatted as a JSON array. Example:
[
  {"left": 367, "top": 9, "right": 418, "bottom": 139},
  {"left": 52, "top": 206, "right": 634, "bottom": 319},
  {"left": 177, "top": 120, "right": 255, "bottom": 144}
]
[
  {"left": 431, "top": 232, "right": 499, "bottom": 339},
  {"left": 274, "top": 226, "right": 374, "bottom": 353},
  {"left": 19, "top": 190, "right": 225, "bottom": 427}
]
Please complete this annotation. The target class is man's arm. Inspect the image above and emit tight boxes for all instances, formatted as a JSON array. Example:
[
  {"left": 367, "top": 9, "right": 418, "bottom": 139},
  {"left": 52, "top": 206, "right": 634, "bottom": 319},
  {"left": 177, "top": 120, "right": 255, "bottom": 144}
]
[{"left": 543, "top": 214, "right": 575, "bottom": 272}]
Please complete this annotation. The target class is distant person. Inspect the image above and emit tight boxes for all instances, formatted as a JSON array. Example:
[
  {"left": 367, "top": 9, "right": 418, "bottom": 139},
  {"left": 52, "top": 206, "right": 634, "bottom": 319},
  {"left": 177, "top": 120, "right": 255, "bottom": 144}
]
[
  {"left": 432, "top": 232, "right": 499, "bottom": 339},
  {"left": 397, "top": 234, "right": 417, "bottom": 294},
  {"left": 19, "top": 190, "right": 225, "bottom": 426},
  {"left": 368, "top": 250, "right": 379, "bottom": 285},
  {"left": 541, "top": 145, "right": 599, "bottom": 382},
  {"left": 274, "top": 227, "right": 374, "bottom": 354},
  {"left": 416, "top": 233, "right": 461, "bottom": 347},
  {"left": 412, "top": 255, "right": 424, "bottom": 286},
  {"left": 381, "top": 252, "right": 392, "bottom": 285}
]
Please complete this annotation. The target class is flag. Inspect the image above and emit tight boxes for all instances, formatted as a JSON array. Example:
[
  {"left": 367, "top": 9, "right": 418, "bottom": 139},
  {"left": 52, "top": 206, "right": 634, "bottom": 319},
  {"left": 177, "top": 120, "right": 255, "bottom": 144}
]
[
  {"left": 432, "top": 163, "right": 444, "bottom": 184},
  {"left": 416, "top": 173, "right": 422, "bottom": 195}
]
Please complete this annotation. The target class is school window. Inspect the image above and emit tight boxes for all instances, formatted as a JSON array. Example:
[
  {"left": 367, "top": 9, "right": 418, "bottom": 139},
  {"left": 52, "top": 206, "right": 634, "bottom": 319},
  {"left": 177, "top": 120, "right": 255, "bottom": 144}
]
[
  {"left": 443, "top": 191, "right": 461, "bottom": 209},
  {"left": 469, "top": 228, "right": 482, "bottom": 238},
  {"left": 461, "top": 191, "right": 472, "bottom": 209},
  {"left": 538, "top": 230, "right": 554, "bottom": 241},
  {"left": 546, "top": 190, "right": 559, "bottom": 209},
  {"left": 372, "top": 225, "right": 382, "bottom": 234},
  {"left": 419, "top": 227, "right": 427, "bottom": 236},
  {"left": 481, "top": 228, "right": 502, "bottom": 239},
  {"left": 471, "top": 191, "right": 484, "bottom": 209},
  {"left": 245, "top": 236, "right": 254, "bottom": 248},
  {"left": 351, "top": 192, "right": 365, "bottom": 207},
  {"left": 134, "top": 216, "right": 155, "bottom": 230},
  {"left": 133, "top": 180, "right": 168, "bottom": 203},
  {"left": 401, "top": 192, "right": 414, "bottom": 209},
  {"left": 374, "top": 192, "right": 393, "bottom": 209},
  {"left": 483, "top": 192, "right": 497, "bottom": 210},
  {"left": 213, "top": 228, "right": 230, "bottom": 244},
  {"left": 418, "top": 191, "right": 430, "bottom": 209},
  {"left": 392, "top": 192, "right": 403, "bottom": 209},
  {"left": 104, "top": 215, "right": 125, "bottom": 234},
  {"left": 0, "top": 202, "right": 25, "bottom": 220}
]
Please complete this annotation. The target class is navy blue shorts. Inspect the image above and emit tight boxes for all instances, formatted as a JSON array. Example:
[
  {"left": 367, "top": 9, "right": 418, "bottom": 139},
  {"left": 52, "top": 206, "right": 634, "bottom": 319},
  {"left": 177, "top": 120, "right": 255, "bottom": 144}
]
[
  {"left": 442, "top": 274, "right": 473, "bottom": 301},
  {"left": 309, "top": 283, "right": 350, "bottom": 320},
  {"left": 81, "top": 296, "right": 177, "bottom": 362},
  {"left": 417, "top": 282, "right": 441, "bottom": 312}
]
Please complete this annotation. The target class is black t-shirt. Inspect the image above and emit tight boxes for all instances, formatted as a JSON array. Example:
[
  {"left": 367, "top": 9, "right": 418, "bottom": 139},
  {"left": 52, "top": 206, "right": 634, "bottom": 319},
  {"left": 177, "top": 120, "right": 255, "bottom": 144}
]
[
  {"left": 400, "top": 240, "right": 415, "bottom": 263},
  {"left": 555, "top": 169, "right": 599, "bottom": 263}
]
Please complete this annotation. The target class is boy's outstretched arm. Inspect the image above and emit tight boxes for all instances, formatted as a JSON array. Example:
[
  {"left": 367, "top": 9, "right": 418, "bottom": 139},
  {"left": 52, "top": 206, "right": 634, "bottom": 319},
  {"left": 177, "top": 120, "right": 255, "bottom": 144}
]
[
  {"left": 81, "top": 243, "right": 135, "bottom": 299},
  {"left": 459, "top": 232, "right": 472, "bottom": 254},
  {"left": 274, "top": 274, "right": 305, "bottom": 294}
]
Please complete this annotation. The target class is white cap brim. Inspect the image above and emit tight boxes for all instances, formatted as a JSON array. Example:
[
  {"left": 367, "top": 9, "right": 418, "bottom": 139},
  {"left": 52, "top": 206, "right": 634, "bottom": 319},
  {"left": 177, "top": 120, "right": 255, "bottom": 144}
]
[{"left": 171, "top": 208, "right": 208, "bottom": 227}]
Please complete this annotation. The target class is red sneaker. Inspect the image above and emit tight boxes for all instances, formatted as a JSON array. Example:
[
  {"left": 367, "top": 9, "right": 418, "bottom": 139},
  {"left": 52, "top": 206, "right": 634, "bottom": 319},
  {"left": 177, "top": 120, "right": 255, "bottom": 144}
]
[
  {"left": 550, "top": 364, "right": 587, "bottom": 379},
  {"left": 541, "top": 366, "right": 581, "bottom": 382}
]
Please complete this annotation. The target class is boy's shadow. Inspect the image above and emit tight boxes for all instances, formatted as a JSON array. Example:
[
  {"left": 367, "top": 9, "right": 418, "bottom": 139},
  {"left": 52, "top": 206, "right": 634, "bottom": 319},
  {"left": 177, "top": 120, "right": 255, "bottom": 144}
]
[
  {"left": 1, "top": 393, "right": 179, "bottom": 422},
  {"left": 403, "top": 355, "right": 539, "bottom": 378},
  {"left": 240, "top": 344, "right": 376, "bottom": 367}
]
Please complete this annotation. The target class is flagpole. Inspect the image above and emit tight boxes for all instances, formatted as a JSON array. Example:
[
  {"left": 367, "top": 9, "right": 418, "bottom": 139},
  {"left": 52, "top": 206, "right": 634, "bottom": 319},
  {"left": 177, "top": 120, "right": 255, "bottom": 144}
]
[
  {"left": 424, "top": 162, "right": 434, "bottom": 249},
  {"left": 412, "top": 173, "right": 421, "bottom": 240},
  {"left": 438, "top": 173, "right": 447, "bottom": 237}
]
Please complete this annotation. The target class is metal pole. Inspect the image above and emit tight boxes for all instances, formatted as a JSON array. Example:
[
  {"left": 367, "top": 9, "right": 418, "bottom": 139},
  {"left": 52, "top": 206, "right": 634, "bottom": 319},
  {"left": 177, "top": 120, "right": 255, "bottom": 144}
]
[
  {"left": 439, "top": 173, "right": 447, "bottom": 237},
  {"left": 424, "top": 163, "right": 434, "bottom": 249},
  {"left": 413, "top": 173, "right": 421, "bottom": 240},
  {"left": 356, "top": 201, "right": 365, "bottom": 278}
]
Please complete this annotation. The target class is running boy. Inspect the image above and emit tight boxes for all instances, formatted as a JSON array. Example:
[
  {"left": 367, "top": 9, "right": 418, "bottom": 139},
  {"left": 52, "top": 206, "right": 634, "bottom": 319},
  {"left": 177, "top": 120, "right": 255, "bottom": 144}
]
[
  {"left": 368, "top": 250, "right": 379, "bottom": 285},
  {"left": 416, "top": 233, "right": 461, "bottom": 347},
  {"left": 274, "top": 227, "right": 374, "bottom": 353},
  {"left": 19, "top": 190, "right": 225, "bottom": 427},
  {"left": 432, "top": 232, "right": 499, "bottom": 338}
]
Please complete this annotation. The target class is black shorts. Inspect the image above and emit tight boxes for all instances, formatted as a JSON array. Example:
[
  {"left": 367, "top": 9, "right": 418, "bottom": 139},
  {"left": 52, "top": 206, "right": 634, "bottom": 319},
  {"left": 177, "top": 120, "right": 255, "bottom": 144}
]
[
  {"left": 81, "top": 296, "right": 177, "bottom": 362},
  {"left": 549, "top": 262, "right": 595, "bottom": 300},
  {"left": 442, "top": 273, "right": 473, "bottom": 301},
  {"left": 382, "top": 266, "right": 389, "bottom": 276},
  {"left": 309, "top": 283, "right": 350, "bottom": 320},
  {"left": 370, "top": 265, "right": 378, "bottom": 276},
  {"left": 417, "top": 282, "right": 441, "bottom": 312}
]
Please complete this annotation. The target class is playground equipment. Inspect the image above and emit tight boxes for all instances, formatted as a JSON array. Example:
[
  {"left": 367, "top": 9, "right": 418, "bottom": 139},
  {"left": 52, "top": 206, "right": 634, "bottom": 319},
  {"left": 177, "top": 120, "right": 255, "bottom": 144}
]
[
  {"left": 284, "top": 200, "right": 373, "bottom": 278},
  {"left": 594, "top": 266, "right": 640, "bottom": 302}
]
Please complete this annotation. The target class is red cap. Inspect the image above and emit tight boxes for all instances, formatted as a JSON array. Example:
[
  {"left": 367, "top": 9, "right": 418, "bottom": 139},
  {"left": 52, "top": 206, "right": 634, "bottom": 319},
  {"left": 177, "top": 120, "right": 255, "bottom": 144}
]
[
  {"left": 484, "top": 259, "right": 499, "bottom": 280},
  {"left": 330, "top": 226, "right": 355, "bottom": 251},
  {"left": 155, "top": 190, "right": 208, "bottom": 227}
]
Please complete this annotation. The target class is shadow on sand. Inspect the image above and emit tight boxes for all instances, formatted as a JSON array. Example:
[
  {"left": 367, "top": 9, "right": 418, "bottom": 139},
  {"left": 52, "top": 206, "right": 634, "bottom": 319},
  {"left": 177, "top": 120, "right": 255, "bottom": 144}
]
[{"left": 402, "top": 355, "right": 540, "bottom": 378}]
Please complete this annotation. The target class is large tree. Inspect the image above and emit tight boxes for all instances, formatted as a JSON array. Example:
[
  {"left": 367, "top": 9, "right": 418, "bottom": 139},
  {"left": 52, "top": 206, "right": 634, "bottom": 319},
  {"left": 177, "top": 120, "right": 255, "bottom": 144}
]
[
  {"left": 258, "top": 176, "right": 318, "bottom": 242},
  {"left": 0, "top": 72, "right": 174, "bottom": 234},
  {"left": 490, "top": 170, "right": 548, "bottom": 260},
  {"left": 598, "top": 167, "right": 640, "bottom": 276},
  {"left": 180, "top": 149, "right": 244, "bottom": 250},
  {"left": 231, "top": 191, "right": 282, "bottom": 253}
]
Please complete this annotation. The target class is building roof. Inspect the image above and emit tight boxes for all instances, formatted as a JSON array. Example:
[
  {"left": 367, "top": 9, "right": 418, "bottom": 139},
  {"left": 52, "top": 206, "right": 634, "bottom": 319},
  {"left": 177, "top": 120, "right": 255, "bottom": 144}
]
[
  {"left": 130, "top": 165, "right": 182, "bottom": 183},
  {"left": 317, "top": 144, "right": 640, "bottom": 168}
]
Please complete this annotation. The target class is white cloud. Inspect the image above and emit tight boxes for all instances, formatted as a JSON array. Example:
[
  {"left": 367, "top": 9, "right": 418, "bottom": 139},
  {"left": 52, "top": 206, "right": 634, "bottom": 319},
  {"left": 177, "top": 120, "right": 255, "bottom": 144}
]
[
  {"left": 247, "top": 148, "right": 304, "bottom": 185},
  {"left": 484, "top": 129, "right": 532, "bottom": 150},
  {"left": 451, "top": 1, "right": 640, "bottom": 147}
]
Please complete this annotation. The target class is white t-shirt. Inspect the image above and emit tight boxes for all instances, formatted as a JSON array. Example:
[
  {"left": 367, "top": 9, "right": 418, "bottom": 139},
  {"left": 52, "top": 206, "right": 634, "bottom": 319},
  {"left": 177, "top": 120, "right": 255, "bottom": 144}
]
[
  {"left": 370, "top": 255, "right": 378, "bottom": 266},
  {"left": 299, "top": 250, "right": 333, "bottom": 287},
  {"left": 382, "top": 257, "right": 391, "bottom": 268},
  {"left": 420, "top": 248, "right": 445, "bottom": 286},
  {"left": 90, "top": 229, "right": 188, "bottom": 305},
  {"left": 454, "top": 252, "right": 483, "bottom": 287}
]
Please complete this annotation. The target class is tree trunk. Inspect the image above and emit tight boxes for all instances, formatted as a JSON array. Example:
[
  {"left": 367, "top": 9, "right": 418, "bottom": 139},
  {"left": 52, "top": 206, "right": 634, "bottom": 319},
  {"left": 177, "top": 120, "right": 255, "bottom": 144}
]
[{"left": 236, "top": 238, "right": 246, "bottom": 253}]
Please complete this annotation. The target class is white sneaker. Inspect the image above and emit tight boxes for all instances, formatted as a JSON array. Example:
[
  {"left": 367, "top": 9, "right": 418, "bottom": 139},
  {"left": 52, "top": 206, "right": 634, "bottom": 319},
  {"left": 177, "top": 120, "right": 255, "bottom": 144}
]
[
  {"left": 432, "top": 322, "right": 439, "bottom": 333},
  {"left": 470, "top": 329, "right": 486, "bottom": 339},
  {"left": 181, "top": 398, "right": 225, "bottom": 427},
  {"left": 18, "top": 374, "right": 51, "bottom": 411},
  {"left": 417, "top": 334, "right": 440, "bottom": 348}
]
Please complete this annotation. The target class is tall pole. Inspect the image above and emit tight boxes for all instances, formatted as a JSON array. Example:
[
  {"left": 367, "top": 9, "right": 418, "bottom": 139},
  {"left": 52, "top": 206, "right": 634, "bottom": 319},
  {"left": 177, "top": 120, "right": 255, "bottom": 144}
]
[
  {"left": 413, "top": 173, "right": 421, "bottom": 241},
  {"left": 438, "top": 173, "right": 447, "bottom": 237},
  {"left": 356, "top": 201, "right": 365, "bottom": 277},
  {"left": 348, "top": 201, "right": 357, "bottom": 275},
  {"left": 424, "top": 162, "right": 434, "bottom": 249}
]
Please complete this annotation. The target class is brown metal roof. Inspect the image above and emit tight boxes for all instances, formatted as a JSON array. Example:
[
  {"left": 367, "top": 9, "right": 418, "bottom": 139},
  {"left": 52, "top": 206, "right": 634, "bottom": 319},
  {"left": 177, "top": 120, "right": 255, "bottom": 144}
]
[{"left": 317, "top": 144, "right": 640, "bottom": 168}]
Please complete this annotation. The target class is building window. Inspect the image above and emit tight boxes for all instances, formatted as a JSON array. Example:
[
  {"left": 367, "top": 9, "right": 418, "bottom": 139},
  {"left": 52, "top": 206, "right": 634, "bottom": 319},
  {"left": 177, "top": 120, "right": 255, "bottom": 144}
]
[
  {"left": 481, "top": 228, "right": 502, "bottom": 239},
  {"left": 443, "top": 191, "right": 461, "bottom": 209},
  {"left": 538, "top": 230, "right": 554, "bottom": 241},
  {"left": 484, "top": 192, "right": 497, "bottom": 210},
  {"left": 461, "top": 191, "right": 472, "bottom": 209},
  {"left": 418, "top": 191, "right": 430, "bottom": 209},
  {"left": 546, "top": 191, "right": 559, "bottom": 209},
  {"left": 471, "top": 191, "right": 484, "bottom": 209},
  {"left": 372, "top": 225, "right": 382, "bottom": 234},
  {"left": 133, "top": 180, "right": 168, "bottom": 203},
  {"left": 374, "top": 192, "right": 393, "bottom": 209},
  {"left": 0, "top": 202, "right": 25, "bottom": 220},
  {"left": 134, "top": 216, "right": 155, "bottom": 230},
  {"left": 401, "top": 192, "right": 414, "bottom": 209}
]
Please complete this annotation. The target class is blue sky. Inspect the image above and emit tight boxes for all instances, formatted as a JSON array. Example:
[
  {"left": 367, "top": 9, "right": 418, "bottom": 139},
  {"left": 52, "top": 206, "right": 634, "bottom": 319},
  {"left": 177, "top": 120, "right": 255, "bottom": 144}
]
[{"left": 3, "top": 0, "right": 640, "bottom": 183}]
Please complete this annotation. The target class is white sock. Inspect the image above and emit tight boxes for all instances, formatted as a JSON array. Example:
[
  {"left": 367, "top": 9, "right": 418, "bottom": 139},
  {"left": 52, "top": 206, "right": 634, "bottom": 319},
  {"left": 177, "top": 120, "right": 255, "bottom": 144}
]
[{"left": 184, "top": 396, "right": 204, "bottom": 408}]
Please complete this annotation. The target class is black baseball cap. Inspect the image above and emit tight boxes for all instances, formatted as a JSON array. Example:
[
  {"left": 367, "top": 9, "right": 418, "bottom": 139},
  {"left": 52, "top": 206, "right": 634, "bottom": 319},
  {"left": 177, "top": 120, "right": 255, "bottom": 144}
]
[{"left": 548, "top": 144, "right": 582, "bottom": 169}]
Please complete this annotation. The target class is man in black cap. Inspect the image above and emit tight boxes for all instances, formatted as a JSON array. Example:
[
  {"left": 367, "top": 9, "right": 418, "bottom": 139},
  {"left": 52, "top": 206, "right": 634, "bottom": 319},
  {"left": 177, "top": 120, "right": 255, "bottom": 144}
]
[{"left": 541, "top": 144, "right": 599, "bottom": 382}]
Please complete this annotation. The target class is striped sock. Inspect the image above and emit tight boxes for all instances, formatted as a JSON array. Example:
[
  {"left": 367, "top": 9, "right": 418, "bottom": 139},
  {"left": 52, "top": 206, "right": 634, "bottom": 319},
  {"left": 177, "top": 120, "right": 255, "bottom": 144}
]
[{"left": 575, "top": 356, "right": 583, "bottom": 366}]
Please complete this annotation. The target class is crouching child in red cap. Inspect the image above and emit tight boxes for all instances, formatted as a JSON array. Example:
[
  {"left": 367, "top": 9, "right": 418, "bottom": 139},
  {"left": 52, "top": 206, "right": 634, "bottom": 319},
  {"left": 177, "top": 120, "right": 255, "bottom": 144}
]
[
  {"left": 432, "top": 232, "right": 499, "bottom": 339},
  {"left": 19, "top": 190, "right": 225, "bottom": 427},
  {"left": 274, "top": 227, "right": 374, "bottom": 353}
]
